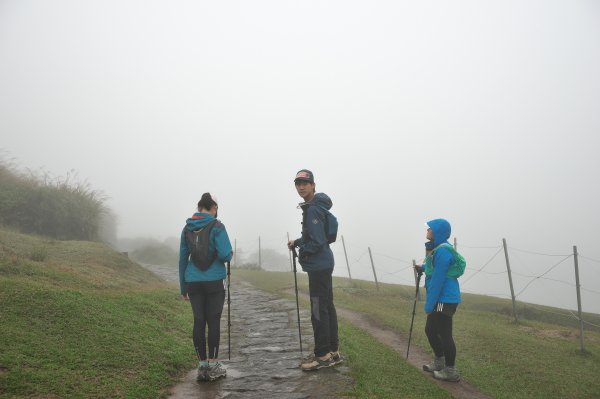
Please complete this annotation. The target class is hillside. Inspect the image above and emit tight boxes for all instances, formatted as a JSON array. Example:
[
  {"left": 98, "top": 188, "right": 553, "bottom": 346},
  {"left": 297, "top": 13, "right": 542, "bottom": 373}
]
[
  {"left": 2, "top": 228, "right": 600, "bottom": 398},
  {"left": 0, "top": 229, "right": 193, "bottom": 398}
]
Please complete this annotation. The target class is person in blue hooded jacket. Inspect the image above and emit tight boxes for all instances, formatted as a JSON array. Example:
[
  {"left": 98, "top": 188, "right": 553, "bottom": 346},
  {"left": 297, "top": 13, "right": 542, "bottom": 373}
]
[
  {"left": 179, "top": 192, "right": 233, "bottom": 382},
  {"left": 287, "top": 169, "right": 342, "bottom": 371},
  {"left": 415, "top": 218, "right": 461, "bottom": 382}
]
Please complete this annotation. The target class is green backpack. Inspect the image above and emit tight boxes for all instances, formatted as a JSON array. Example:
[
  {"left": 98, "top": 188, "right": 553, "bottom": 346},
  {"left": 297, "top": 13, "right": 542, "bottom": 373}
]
[{"left": 424, "top": 243, "right": 466, "bottom": 278}]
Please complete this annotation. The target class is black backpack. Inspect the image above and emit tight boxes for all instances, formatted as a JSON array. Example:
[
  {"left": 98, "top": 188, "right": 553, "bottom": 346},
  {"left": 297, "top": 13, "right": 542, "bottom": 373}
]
[
  {"left": 303, "top": 205, "right": 339, "bottom": 244},
  {"left": 185, "top": 220, "right": 220, "bottom": 270},
  {"left": 319, "top": 206, "right": 338, "bottom": 244}
]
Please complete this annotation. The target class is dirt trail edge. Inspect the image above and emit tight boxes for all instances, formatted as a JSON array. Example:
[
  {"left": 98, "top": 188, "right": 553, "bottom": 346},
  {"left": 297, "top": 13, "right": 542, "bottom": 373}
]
[
  {"left": 141, "top": 264, "right": 353, "bottom": 399},
  {"left": 289, "top": 288, "right": 492, "bottom": 399}
]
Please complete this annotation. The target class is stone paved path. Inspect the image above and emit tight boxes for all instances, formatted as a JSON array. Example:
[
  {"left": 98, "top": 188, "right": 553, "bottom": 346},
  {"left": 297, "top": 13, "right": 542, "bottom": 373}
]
[{"left": 142, "top": 264, "right": 353, "bottom": 399}]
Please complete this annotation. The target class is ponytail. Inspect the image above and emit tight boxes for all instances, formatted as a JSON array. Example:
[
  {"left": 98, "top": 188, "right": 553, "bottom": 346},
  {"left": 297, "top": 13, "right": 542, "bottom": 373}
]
[{"left": 197, "top": 192, "right": 217, "bottom": 211}]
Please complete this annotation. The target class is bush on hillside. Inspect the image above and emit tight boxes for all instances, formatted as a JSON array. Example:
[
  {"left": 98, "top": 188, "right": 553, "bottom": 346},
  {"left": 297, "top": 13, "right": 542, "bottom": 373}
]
[{"left": 0, "top": 159, "right": 111, "bottom": 241}]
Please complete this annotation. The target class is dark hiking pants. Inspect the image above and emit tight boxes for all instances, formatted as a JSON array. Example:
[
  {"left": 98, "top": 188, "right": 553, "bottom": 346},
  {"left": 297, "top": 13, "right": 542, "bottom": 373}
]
[
  {"left": 308, "top": 268, "right": 339, "bottom": 357},
  {"left": 425, "top": 302, "right": 458, "bottom": 366}
]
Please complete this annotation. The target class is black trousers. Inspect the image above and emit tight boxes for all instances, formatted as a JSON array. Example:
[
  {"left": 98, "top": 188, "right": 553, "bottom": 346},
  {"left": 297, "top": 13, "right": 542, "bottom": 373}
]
[
  {"left": 425, "top": 303, "right": 458, "bottom": 367},
  {"left": 308, "top": 268, "right": 339, "bottom": 357},
  {"left": 187, "top": 280, "right": 225, "bottom": 360}
]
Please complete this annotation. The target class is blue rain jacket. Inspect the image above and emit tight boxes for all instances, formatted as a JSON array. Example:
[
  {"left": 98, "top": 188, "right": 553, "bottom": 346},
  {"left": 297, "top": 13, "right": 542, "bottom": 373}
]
[
  {"left": 423, "top": 218, "right": 461, "bottom": 313},
  {"left": 295, "top": 193, "right": 335, "bottom": 272},
  {"left": 178, "top": 212, "right": 233, "bottom": 295}
]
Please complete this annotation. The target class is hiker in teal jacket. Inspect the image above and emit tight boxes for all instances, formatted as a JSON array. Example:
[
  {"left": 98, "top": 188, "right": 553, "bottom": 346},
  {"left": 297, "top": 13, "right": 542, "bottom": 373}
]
[
  {"left": 179, "top": 212, "right": 232, "bottom": 293},
  {"left": 416, "top": 218, "right": 462, "bottom": 382},
  {"left": 179, "top": 193, "right": 232, "bottom": 382}
]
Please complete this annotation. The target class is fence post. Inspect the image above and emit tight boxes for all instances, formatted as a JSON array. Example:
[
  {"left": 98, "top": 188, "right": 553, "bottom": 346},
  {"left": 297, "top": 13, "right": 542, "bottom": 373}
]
[
  {"left": 258, "top": 236, "right": 261, "bottom": 268},
  {"left": 454, "top": 237, "right": 457, "bottom": 250},
  {"left": 342, "top": 235, "right": 352, "bottom": 281},
  {"left": 287, "top": 232, "right": 293, "bottom": 272},
  {"left": 502, "top": 238, "right": 518, "bottom": 323},
  {"left": 412, "top": 259, "right": 421, "bottom": 301},
  {"left": 234, "top": 239, "right": 237, "bottom": 267},
  {"left": 573, "top": 245, "right": 586, "bottom": 353},
  {"left": 368, "top": 247, "right": 379, "bottom": 290}
]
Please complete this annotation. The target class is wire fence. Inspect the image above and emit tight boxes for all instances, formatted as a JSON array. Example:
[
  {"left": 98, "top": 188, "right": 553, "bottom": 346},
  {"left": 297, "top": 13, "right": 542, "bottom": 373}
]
[{"left": 233, "top": 232, "right": 600, "bottom": 353}]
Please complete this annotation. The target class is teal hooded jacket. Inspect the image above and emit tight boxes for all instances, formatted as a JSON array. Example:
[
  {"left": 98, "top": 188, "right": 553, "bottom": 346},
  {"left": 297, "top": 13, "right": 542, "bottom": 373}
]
[
  {"left": 178, "top": 212, "right": 233, "bottom": 295},
  {"left": 423, "top": 218, "right": 461, "bottom": 313}
]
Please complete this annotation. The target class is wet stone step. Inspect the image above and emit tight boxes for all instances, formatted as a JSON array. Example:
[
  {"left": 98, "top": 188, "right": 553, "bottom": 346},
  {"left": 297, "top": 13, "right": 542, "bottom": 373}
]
[{"left": 141, "top": 265, "right": 353, "bottom": 399}]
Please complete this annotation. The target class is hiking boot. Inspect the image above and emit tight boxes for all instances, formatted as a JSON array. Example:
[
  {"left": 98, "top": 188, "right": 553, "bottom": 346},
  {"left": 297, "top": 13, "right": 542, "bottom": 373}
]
[
  {"left": 207, "top": 362, "right": 227, "bottom": 381},
  {"left": 433, "top": 366, "right": 460, "bottom": 382},
  {"left": 196, "top": 365, "right": 209, "bottom": 382},
  {"left": 300, "top": 354, "right": 334, "bottom": 371},
  {"left": 330, "top": 351, "right": 344, "bottom": 365},
  {"left": 299, "top": 353, "right": 316, "bottom": 366},
  {"left": 423, "top": 356, "right": 445, "bottom": 372}
]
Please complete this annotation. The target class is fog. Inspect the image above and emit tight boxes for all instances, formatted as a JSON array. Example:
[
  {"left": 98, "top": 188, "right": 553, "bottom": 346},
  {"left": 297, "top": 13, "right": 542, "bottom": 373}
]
[{"left": 2, "top": 1, "right": 599, "bottom": 313}]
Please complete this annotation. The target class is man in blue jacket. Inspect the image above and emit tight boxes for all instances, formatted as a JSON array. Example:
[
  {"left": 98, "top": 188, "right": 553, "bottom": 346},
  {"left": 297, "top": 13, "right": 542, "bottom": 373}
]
[
  {"left": 416, "top": 218, "right": 461, "bottom": 382},
  {"left": 287, "top": 169, "right": 341, "bottom": 371}
]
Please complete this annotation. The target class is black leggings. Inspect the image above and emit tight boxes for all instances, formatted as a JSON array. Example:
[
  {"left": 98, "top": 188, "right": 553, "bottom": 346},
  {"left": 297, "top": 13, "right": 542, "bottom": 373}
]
[
  {"left": 187, "top": 281, "right": 225, "bottom": 360},
  {"left": 425, "top": 305, "right": 457, "bottom": 366}
]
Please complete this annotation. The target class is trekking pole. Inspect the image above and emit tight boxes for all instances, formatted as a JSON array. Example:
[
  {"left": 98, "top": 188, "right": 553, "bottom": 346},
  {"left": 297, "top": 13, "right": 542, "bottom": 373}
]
[
  {"left": 406, "top": 269, "right": 423, "bottom": 359},
  {"left": 227, "top": 261, "right": 231, "bottom": 360},
  {"left": 291, "top": 248, "right": 303, "bottom": 356}
]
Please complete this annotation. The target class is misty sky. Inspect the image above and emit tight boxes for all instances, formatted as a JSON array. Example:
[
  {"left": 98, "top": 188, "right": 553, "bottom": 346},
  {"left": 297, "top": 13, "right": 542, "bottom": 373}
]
[{"left": 2, "top": 1, "right": 599, "bottom": 313}]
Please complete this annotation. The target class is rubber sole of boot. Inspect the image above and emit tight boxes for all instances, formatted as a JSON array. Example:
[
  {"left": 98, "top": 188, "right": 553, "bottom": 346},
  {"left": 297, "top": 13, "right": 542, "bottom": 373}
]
[
  {"left": 301, "top": 359, "right": 334, "bottom": 371},
  {"left": 433, "top": 371, "right": 460, "bottom": 382},
  {"left": 207, "top": 373, "right": 227, "bottom": 382},
  {"left": 331, "top": 354, "right": 344, "bottom": 366}
]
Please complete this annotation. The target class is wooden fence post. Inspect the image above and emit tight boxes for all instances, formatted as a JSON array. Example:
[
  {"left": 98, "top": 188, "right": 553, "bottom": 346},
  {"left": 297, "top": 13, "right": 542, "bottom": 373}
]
[
  {"left": 342, "top": 235, "right": 352, "bottom": 281},
  {"left": 502, "top": 238, "right": 518, "bottom": 323},
  {"left": 368, "top": 247, "right": 379, "bottom": 290},
  {"left": 573, "top": 245, "right": 586, "bottom": 352}
]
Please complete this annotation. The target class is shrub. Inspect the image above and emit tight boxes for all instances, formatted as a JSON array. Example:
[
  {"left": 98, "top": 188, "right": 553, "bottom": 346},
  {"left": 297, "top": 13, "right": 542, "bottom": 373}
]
[{"left": 0, "top": 158, "right": 110, "bottom": 241}]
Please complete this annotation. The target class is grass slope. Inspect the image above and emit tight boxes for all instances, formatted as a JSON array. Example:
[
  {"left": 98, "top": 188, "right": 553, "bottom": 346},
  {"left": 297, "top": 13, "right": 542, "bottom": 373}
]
[
  {"left": 235, "top": 268, "right": 600, "bottom": 399},
  {"left": 0, "top": 230, "right": 193, "bottom": 398}
]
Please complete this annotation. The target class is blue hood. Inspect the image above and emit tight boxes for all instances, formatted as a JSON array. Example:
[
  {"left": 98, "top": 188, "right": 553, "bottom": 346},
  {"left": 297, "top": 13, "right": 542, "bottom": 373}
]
[
  {"left": 427, "top": 218, "right": 451, "bottom": 246},
  {"left": 311, "top": 192, "right": 332, "bottom": 210},
  {"left": 185, "top": 212, "right": 214, "bottom": 231}
]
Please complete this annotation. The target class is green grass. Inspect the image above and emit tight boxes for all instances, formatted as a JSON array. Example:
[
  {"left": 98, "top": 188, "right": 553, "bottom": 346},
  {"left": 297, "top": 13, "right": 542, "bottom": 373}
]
[
  {"left": 3, "top": 228, "right": 599, "bottom": 399},
  {"left": 339, "top": 320, "right": 452, "bottom": 398},
  {"left": 0, "top": 230, "right": 194, "bottom": 398},
  {"left": 234, "top": 268, "right": 600, "bottom": 399}
]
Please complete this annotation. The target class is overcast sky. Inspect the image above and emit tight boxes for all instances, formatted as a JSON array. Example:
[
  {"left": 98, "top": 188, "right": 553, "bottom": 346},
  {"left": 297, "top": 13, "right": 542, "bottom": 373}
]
[{"left": 2, "top": 0, "right": 599, "bottom": 313}]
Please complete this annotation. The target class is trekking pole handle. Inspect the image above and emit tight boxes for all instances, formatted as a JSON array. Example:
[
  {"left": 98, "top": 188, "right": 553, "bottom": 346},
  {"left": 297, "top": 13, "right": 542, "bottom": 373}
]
[
  {"left": 291, "top": 247, "right": 299, "bottom": 273},
  {"left": 414, "top": 264, "right": 423, "bottom": 277}
]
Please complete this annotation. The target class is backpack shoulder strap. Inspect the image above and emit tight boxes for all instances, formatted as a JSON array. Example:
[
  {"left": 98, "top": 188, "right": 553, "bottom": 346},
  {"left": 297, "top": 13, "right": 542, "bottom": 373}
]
[
  {"left": 432, "top": 243, "right": 454, "bottom": 254},
  {"left": 194, "top": 219, "right": 219, "bottom": 232}
]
